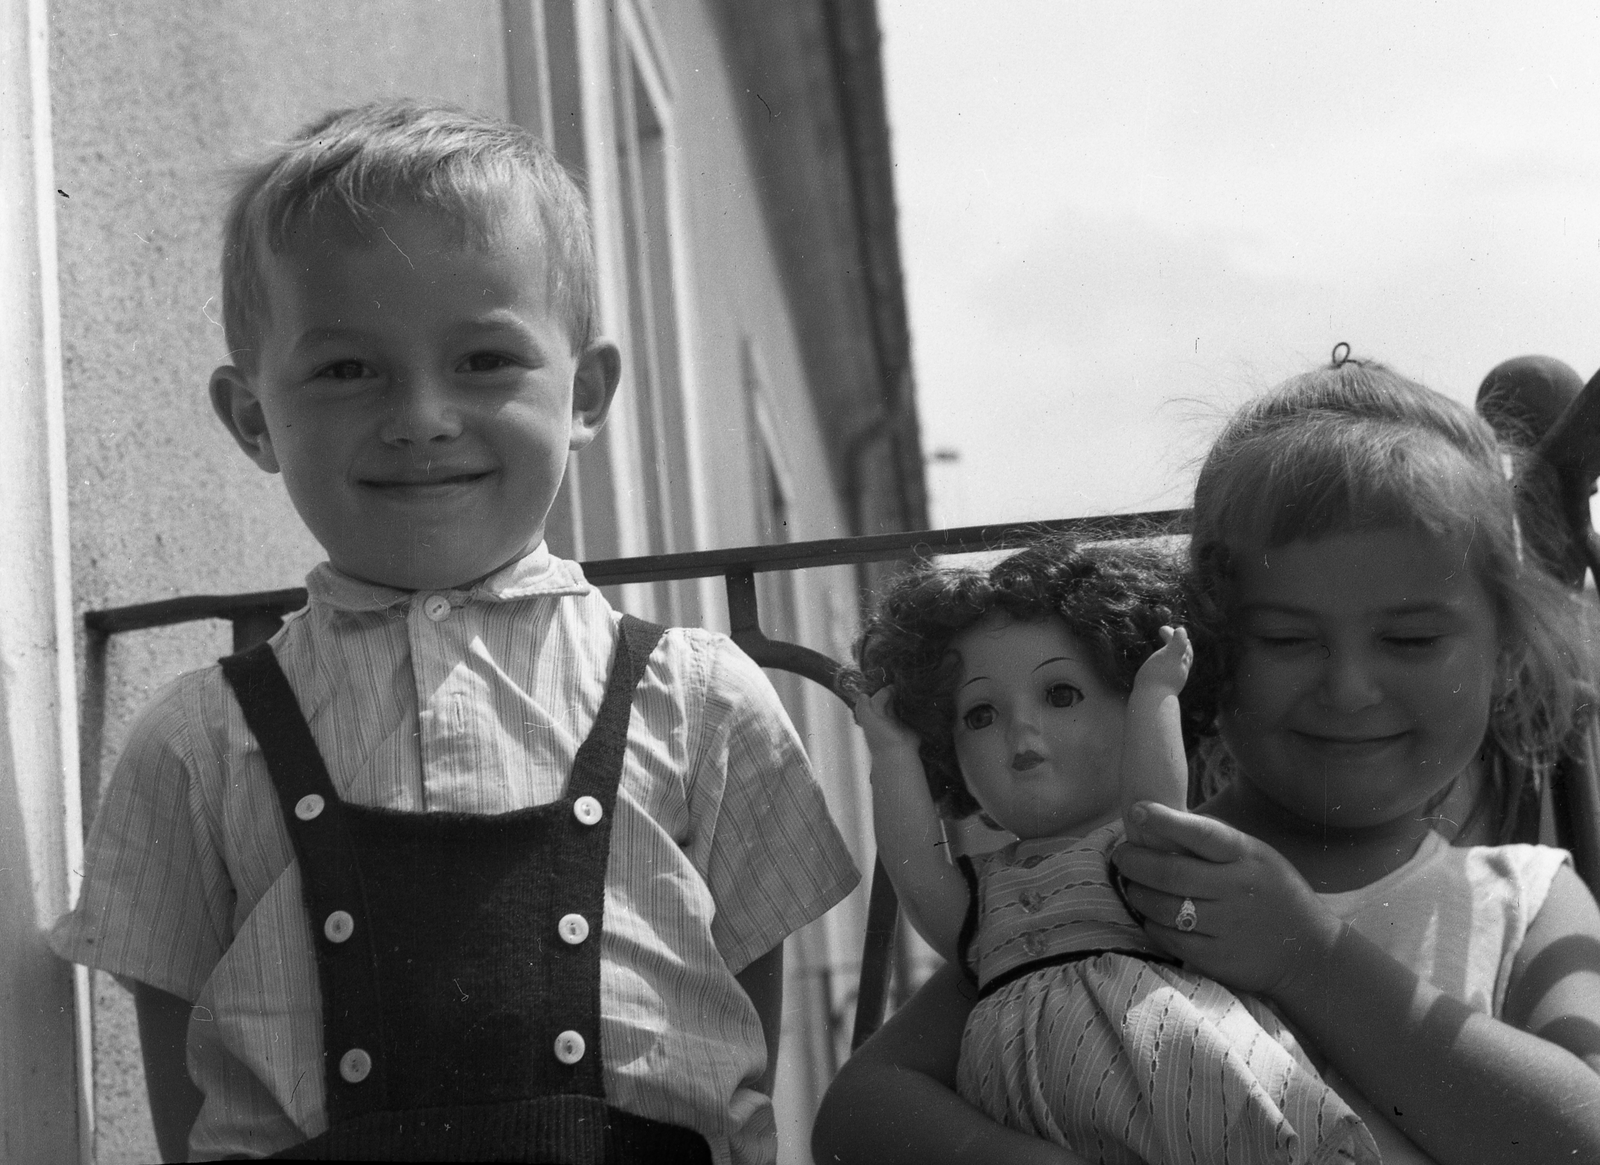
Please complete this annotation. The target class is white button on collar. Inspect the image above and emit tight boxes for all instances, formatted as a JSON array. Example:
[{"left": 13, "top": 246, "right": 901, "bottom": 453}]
[
  {"left": 573, "top": 796, "right": 603, "bottom": 826},
  {"left": 294, "top": 794, "right": 325, "bottom": 821},
  {"left": 324, "top": 910, "right": 355, "bottom": 943},
  {"left": 339, "top": 1047, "right": 372, "bottom": 1083},
  {"left": 422, "top": 594, "right": 451, "bottom": 622},
  {"left": 554, "top": 1030, "right": 586, "bottom": 1065},
  {"left": 557, "top": 913, "right": 590, "bottom": 945}
]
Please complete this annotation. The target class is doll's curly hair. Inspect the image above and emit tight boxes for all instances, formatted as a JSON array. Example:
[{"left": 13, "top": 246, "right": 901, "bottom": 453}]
[{"left": 848, "top": 536, "right": 1184, "bottom": 818}]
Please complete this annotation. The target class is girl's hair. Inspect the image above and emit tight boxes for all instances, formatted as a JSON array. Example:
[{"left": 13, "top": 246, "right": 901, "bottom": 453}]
[
  {"left": 1187, "top": 355, "right": 1599, "bottom": 839},
  {"left": 850, "top": 537, "right": 1183, "bottom": 817}
]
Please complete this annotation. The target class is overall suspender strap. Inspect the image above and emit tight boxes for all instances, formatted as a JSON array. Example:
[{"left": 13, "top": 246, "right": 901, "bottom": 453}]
[
  {"left": 568, "top": 615, "right": 666, "bottom": 809},
  {"left": 220, "top": 642, "right": 395, "bottom": 1111},
  {"left": 547, "top": 614, "right": 665, "bottom": 1098}
]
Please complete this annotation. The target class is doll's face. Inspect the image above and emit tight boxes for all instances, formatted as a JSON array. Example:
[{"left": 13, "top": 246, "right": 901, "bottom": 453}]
[{"left": 950, "top": 613, "right": 1128, "bottom": 840}]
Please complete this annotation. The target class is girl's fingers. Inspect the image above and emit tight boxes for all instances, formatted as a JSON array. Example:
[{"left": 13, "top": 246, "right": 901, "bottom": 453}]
[
  {"left": 1119, "top": 878, "right": 1205, "bottom": 929},
  {"left": 1123, "top": 803, "right": 1250, "bottom": 864}
]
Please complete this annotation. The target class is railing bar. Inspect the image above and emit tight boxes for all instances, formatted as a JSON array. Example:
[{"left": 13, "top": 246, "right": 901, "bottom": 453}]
[
  {"left": 581, "top": 510, "right": 1187, "bottom": 585},
  {"left": 83, "top": 512, "right": 1187, "bottom": 636},
  {"left": 84, "top": 588, "right": 310, "bottom": 636}
]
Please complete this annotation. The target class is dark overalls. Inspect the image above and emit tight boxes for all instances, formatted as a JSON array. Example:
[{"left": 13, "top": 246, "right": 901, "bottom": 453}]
[{"left": 219, "top": 615, "right": 713, "bottom": 1163}]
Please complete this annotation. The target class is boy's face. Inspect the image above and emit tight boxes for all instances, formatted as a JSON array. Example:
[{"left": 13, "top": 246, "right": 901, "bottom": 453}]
[{"left": 211, "top": 206, "right": 617, "bottom": 591}]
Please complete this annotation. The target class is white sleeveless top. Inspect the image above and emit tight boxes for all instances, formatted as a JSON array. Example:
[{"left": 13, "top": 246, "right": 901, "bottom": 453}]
[{"left": 1317, "top": 830, "right": 1569, "bottom": 1163}]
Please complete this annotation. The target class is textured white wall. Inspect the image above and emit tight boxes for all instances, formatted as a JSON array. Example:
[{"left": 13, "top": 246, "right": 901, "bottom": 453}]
[{"left": 1, "top": 2, "right": 86, "bottom": 1160}]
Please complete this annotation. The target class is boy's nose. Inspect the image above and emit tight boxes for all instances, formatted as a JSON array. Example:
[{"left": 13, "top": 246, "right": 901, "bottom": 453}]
[{"left": 380, "top": 375, "right": 463, "bottom": 445}]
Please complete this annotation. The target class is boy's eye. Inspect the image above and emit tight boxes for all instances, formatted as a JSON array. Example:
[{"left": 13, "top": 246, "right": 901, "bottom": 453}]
[
  {"left": 461, "top": 352, "right": 517, "bottom": 373},
  {"left": 313, "top": 359, "right": 373, "bottom": 381},
  {"left": 1045, "top": 682, "right": 1082, "bottom": 708},
  {"left": 961, "top": 704, "right": 996, "bottom": 731}
]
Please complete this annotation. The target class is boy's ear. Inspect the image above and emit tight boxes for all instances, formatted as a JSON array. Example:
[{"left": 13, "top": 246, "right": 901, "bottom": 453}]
[
  {"left": 569, "top": 340, "right": 622, "bottom": 452},
  {"left": 209, "top": 365, "right": 281, "bottom": 473}
]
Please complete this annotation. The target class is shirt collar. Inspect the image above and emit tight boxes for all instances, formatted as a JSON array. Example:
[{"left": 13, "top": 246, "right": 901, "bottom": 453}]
[{"left": 306, "top": 543, "right": 592, "bottom": 613}]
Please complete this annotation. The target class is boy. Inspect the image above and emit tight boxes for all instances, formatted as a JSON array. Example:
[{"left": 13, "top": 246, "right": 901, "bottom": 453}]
[{"left": 51, "top": 101, "right": 859, "bottom": 1163}]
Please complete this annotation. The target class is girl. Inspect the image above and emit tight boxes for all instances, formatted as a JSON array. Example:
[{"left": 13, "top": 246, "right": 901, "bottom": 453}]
[
  {"left": 852, "top": 540, "right": 1377, "bottom": 1163},
  {"left": 815, "top": 357, "right": 1600, "bottom": 1165}
]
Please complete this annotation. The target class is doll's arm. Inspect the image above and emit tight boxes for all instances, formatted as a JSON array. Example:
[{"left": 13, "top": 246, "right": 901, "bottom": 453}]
[
  {"left": 1118, "top": 627, "right": 1191, "bottom": 849},
  {"left": 856, "top": 689, "right": 971, "bottom": 962},
  {"left": 1116, "top": 806, "right": 1600, "bottom": 1164},
  {"left": 812, "top": 962, "right": 1089, "bottom": 1165}
]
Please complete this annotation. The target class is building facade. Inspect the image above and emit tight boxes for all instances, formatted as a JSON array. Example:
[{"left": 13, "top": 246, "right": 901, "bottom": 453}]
[{"left": 1, "top": 1, "right": 924, "bottom": 1161}]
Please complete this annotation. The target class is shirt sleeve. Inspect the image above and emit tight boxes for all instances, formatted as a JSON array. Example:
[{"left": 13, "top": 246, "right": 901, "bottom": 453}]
[
  {"left": 49, "top": 671, "right": 235, "bottom": 1001},
  {"left": 690, "top": 635, "right": 860, "bottom": 974}
]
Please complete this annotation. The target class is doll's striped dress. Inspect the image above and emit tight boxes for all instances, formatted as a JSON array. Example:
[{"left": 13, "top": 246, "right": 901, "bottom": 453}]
[{"left": 955, "top": 822, "right": 1379, "bottom": 1165}]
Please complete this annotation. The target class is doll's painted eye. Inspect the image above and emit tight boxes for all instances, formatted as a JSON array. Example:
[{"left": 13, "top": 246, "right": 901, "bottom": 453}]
[
  {"left": 961, "top": 704, "right": 996, "bottom": 731},
  {"left": 1046, "top": 682, "right": 1082, "bottom": 708}
]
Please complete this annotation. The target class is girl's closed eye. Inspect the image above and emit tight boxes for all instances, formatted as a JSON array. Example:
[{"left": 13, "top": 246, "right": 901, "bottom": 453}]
[
  {"left": 1251, "top": 631, "right": 1316, "bottom": 650},
  {"left": 1384, "top": 633, "right": 1443, "bottom": 650}
]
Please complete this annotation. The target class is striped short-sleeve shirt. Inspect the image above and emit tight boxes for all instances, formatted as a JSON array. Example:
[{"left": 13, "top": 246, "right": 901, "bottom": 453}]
[{"left": 51, "top": 546, "right": 859, "bottom": 1163}]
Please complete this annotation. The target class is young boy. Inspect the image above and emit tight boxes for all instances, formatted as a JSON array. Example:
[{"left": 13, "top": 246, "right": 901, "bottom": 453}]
[{"left": 51, "top": 100, "right": 859, "bottom": 1163}]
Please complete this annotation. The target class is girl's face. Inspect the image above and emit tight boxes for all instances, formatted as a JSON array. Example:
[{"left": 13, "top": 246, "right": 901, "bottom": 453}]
[
  {"left": 950, "top": 612, "right": 1128, "bottom": 840},
  {"left": 1219, "top": 527, "right": 1499, "bottom": 833}
]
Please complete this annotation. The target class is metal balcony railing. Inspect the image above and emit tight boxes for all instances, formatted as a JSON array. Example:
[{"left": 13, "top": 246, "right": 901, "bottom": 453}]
[{"left": 85, "top": 512, "right": 1181, "bottom": 1049}]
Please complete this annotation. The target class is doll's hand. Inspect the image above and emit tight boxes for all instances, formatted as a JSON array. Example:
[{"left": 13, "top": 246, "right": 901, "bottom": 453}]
[
  {"left": 853, "top": 687, "right": 924, "bottom": 764},
  {"left": 1111, "top": 803, "right": 1345, "bottom": 1000},
  {"left": 1131, "top": 626, "right": 1192, "bottom": 699}
]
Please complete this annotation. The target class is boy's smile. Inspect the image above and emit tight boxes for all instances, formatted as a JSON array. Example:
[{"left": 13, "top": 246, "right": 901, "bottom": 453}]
[{"left": 211, "top": 205, "right": 618, "bottom": 592}]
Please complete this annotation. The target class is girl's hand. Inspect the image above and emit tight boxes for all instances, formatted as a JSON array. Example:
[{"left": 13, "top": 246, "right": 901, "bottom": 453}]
[
  {"left": 853, "top": 686, "right": 923, "bottom": 763},
  {"left": 1111, "top": 802, "right": 1344, "bottom": 999}
]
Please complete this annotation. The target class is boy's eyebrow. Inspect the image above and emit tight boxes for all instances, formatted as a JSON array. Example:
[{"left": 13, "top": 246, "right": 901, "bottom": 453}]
[
  {"left": 452, "top": 311, "right": 549, "bottom": 342},
  {"left": 289, "top": 313, "right": 550, "bottom": 351},
  {"left": 291, "top": 325, "right": 368, "bottom": 350},
  {"left": 1032, "top": 655, "right": 1080, "bottom": 673}
]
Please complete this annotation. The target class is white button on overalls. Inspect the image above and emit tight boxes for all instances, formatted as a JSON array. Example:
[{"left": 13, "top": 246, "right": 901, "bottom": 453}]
[
  {"left": 554, "top": 1030, "right": 586, "bottom": 1065},
  {"left": 422, "top": 594, "right": 451, "bottom": 621},
  {"left": 339, "top": 1047, "right": 372, "bottom": 1083},
  {"left": 573, "top": 796, "right": 603, "bottom": 826},
  {"left": 324, "top": 910, "right": 355, "bottom": 943},
  {"left": 294, "top": 793, "right": 325, "bottom": 821},
  {"left": 557, "top": 913, "right": 590, "bottom": 945}
]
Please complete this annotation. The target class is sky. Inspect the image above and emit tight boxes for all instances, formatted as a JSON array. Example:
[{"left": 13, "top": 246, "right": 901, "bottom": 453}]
[{"left": 878, "top": 1, "right": 1600, "bottom": 527}]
